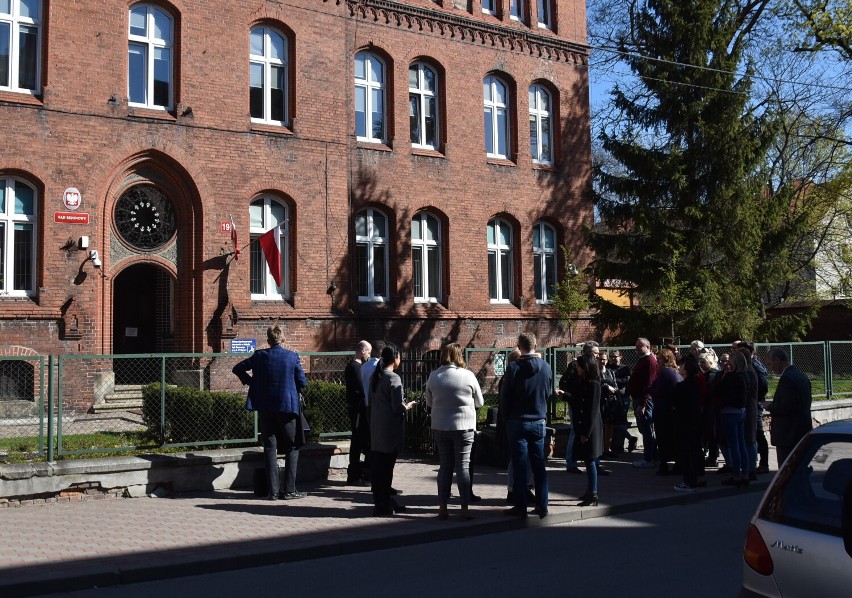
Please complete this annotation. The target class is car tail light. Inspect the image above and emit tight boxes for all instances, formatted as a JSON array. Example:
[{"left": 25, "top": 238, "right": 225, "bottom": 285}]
[{"left": 744, "top": 524, "right": 774, "bottom": 576}]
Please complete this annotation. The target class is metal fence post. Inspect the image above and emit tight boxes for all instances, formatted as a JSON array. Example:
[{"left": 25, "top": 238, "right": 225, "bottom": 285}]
[
  {"left": 46, "top": 355, "right": 54, "bottom": 462},
  {"left": 824, "top": 341, "right": 832, "bottom": 399},
  {"left": 160, "top": 355, "right": 167, "bottom": 445}
]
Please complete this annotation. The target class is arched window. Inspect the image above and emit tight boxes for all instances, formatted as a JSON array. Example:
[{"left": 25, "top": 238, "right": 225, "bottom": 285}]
[
  {"left": 487, "top": 218, "right": 513, "bottom": 303},
  {"left": 249, "top": 196, "right": 289, "bottom": 299},
  {"left": 529, "top": 84, "right": 553, "bottom": 164},
  {"left": 537, "top": 0, "right": 552, "bottom": 29},
  {"left": 484, "top": 75, "right": 510, "bottom": 159},
  {"left": 409, "top": 62, "right": 438, "bottom": 150},
  {"left": 412, "top": 212, "right": 441, "bottom": 302},
  {"left": 0, "top": 177, "right": 37, "bottom": 296},
  {"left": 355, "top": 208, "right": 389, "bottom": 301},
  {"left": 128, "top": 3, "right": 174, "bottom": 109},
  {"left": 354, "top": 51, "right": 385, "bottom": 143},
  {"left": 510, "top": 0, "right": 524, "bottom": 21},
  {"left": 533, "top": 221, "right": 556, "bottom": 303},
  {"left": 0, "top": 0, "right": 41, "bottom": 93},
  {"left": 249, "top": 26, "right": 288, "bottom": 125}
]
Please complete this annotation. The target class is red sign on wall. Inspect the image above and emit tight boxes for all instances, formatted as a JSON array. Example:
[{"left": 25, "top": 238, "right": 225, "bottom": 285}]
[
  {"left": 54, "top": 211, "right": 90, "bottom": 224},
  {"left": 221, "top": 220, "right": 233, "bottom": 233}
]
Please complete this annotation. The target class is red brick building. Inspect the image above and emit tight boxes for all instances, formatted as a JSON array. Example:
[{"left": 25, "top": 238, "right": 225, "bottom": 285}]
[{"left": 0, "top": 0, "right": 592, "bottom": 364}]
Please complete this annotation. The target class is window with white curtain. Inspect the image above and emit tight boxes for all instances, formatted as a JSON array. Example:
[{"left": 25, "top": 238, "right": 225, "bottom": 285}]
[
  {"left": 487, "top": 218, "right": 513, "bottom": 303},
  {"left": 529, "top": 84, "right": 553, "bottom": 164},
  {"left": 249, "top": 196, "right": 289, "bottom": 299},
  {"left": 354, "top": 51, "right": 385, "bottom": 143},
  {"left": 128, "top": 4, "right": 173, "bottom": 109},
  {"left": 533, "top": 221, "right": 556, "bottom": 302},
  {"left": 0, "top": 177, "right": 37, "bottom": 296},
  {"left": 409, "top": 62, "right": 438, "bottom": 150},
  {"left": 412, "top": 212, "right": 441, "bottom": 302},
  {"left": 484, "top": 75, "right": 510, "bottom": 159},
  {"left": 249, "top": 26, "right": 288, "bottom": 126},
  {"left": 0, "top": 0, "right": 41, "bottom": 93},
  {"left": 355, "top": 208, "right": 389, "bottom": 301}
]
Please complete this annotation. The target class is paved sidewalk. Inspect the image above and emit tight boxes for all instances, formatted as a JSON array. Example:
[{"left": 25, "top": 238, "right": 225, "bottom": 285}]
[{"left": 0, "top": 453, "right": 773, "bottom": 597}]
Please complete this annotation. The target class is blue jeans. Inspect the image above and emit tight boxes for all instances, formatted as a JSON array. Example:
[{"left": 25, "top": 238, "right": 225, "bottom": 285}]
[
  {"left": 747, "top": 440, "right": 758, "bottom": 474},
  {"left": 585, "top": 456, "right": 600, "bottom": 497},
  {"left": 722, "top": 410, "right": 748, "bottom": 476},
  {"left": 634, "top": 404, "right": 657, "bottom": 462},
  {"left": 433, "top": 429, "right": 474, "bottom": 505},
  {"left": 565, "top": 426, "right": 578, "bottom": 468},
  {"left": 507, "top": 418, "right": 549, "bottom": 510}
]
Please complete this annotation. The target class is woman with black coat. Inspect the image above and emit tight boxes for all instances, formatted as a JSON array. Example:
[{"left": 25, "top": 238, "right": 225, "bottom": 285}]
[
  {"left": 673, "top": 357, "right": 705, "bottom": 491},
  {"left": 572, "top": 354, "right": 603, "bottom": 506}
]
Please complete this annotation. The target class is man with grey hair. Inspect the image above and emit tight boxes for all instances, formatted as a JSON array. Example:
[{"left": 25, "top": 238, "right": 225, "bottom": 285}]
[
  {"left": 765, "top": 347, "right": 812, "bottom": 467},
  {"left": 344, "top": 340, "right": 372, "bottom": 486}
]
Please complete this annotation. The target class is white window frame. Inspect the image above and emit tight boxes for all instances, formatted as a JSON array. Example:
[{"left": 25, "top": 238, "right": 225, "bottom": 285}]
[
  {"left": 355, "top": 208, "right": 389, "bottom": 302},
  {"left": 533, "top": 221, "right": 556, "bottom": 303},
  {"left": 412, "top": 212, "right": 441, "bottom": 303},
  {"left": 510, "top": 0, "right": 523, "bottom": 21},
  {"left": 249, "top": 196, "right": 289, "bottom": 300},
  {"left": 0, "top": 0, "right": 41, "bottom": 94},
  {"left": 484, "top": 75, "right": 510, "bottom": 160},
  {"left": 127, "top": 3, "right": 173, "bottom": 110},
  {"left": 529, "top": 84, "right": 553, "bottom": 165},
  {"left": 354, "top": 51, "right": 386, "bottom": 143},
  {"left": 249, "top": 26, "right": 288, "bottom": 126},
  {"left": 482, "top": 0, "right": 496, "bottom": 14},
  {"left": 487, "top": 218, "right": 513, "bottom": 304},
  {"left": 537, "top": 0, "right": 552, "bottom": 29},
  {"left": 0, "top": 177, "right": 37, "bottom": 297},
  {"left": 409, "top": 62, "right": 439, "bottom": 150}
]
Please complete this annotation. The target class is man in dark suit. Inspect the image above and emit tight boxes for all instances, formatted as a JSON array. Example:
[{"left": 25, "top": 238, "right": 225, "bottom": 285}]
[
  {"left": 765, "top": 347, "right": 812, "bottom": 467},
  {"left": 344, "top": 340, "right": 372, "bottom": 486},
  {"left": 233, "top": 325, "right": 308, "bottom": 500}
]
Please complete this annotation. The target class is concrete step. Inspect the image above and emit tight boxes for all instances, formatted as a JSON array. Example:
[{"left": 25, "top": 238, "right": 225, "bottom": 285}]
[{"left": 92, "top": 400, "right": 143, "bottom": 412}]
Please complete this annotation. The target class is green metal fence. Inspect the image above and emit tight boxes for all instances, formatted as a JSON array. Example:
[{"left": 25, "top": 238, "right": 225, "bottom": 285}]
[
  {"left": 0, "top": 354, "right": 47, "bottom": 461},
  {"left": 1, "top": 342, "right": 851, "bottom": 463}
]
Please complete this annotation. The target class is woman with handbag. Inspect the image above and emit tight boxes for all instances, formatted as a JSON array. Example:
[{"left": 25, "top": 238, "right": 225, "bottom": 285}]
[{"left": 572, "top": 354, "right": 603, "bottom": 506}]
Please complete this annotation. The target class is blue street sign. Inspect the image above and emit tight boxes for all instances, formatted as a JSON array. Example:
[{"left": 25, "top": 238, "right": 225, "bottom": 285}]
[{"left": 230, "top": 338, "right": 256, "bottom": 354}]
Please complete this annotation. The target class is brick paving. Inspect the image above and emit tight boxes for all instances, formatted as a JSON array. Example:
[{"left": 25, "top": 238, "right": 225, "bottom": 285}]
[{"left": 0, "top": 452, "right": 776, "bottom": 597}]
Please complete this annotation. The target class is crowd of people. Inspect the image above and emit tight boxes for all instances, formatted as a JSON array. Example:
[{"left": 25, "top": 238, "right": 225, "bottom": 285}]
[{"left": 233, "top": 327, "right": 814, "bottom": 519}]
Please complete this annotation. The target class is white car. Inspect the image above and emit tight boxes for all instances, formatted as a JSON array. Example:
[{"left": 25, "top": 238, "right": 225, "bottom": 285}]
[{"left": 741, "top": 418, "right": 852, "bottom": 597}]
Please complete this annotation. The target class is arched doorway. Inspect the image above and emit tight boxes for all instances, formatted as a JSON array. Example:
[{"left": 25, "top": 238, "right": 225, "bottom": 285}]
[{"left": 112, "top": 263, "right": 173, "bottom": 384}]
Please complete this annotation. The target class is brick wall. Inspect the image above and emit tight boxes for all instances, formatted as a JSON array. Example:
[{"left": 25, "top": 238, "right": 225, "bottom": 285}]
[{"left": 0, "top": 0, "right": 593, "bottom": 362}]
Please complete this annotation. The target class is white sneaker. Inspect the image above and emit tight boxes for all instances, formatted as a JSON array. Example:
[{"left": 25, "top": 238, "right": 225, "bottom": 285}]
[{"left": 632, "top": 459, "right": 654, "bottom": 468}]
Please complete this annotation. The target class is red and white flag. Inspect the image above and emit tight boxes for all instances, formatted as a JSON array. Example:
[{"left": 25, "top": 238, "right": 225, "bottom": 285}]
[
  {"left": 230, "top": 215, "right": 240, "bottom": 260},
  {"left": 258, "top": 226, "right": 282, "bottom": 287}
]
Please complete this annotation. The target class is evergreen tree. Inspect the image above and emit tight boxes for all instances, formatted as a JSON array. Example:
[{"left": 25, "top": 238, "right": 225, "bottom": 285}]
[{"left": 588, "top": 0, "right": 780, "bottom": 341}]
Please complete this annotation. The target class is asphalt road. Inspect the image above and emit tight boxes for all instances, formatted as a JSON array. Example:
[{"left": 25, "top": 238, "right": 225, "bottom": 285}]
[{"left": 51, "top": 491, "right": 762, "bottom": 598}]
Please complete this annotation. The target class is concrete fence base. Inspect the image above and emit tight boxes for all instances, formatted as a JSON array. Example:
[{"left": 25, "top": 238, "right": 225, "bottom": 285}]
[
  {"left": 2, "top": 399, "right": 850, "bottom": 502},
  {"left": 0, "top": 442, "right": 351, "bottom": 501}
]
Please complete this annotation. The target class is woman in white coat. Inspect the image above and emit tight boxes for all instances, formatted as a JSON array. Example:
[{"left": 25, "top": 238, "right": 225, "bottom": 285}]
[{"left": 425, "top": 342, "right": 485, "bottom": 520}]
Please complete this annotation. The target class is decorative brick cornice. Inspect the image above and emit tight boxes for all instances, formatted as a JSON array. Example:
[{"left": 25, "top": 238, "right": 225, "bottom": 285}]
[{"left": 346, "top": 0, "right": 589, "bottom": 64}]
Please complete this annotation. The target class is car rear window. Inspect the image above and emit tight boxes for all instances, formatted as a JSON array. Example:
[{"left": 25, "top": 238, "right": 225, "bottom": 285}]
[{"left": 759, "top": 434, "right": 852, "bottom": 536}]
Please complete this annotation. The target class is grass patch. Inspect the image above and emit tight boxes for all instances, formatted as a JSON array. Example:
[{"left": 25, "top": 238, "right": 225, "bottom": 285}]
[{"left": 0, "top": 431, "right": 258, "bottom": 464}]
